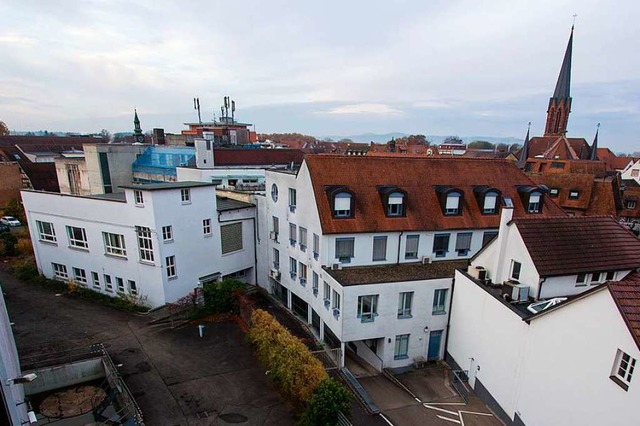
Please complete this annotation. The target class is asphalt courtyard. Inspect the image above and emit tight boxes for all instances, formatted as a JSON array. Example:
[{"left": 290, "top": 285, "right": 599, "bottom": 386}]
[{"left": 1, "top": 270, "right": 293, "bottom": 425}]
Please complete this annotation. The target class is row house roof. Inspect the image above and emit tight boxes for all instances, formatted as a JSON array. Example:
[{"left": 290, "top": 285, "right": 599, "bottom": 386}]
[{"left": 304, "top": 155, "right": 566, "bottom": 234}]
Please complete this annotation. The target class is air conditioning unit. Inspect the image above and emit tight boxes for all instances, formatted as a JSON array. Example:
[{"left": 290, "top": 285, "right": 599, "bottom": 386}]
[
  {"left": 333, "top": 308, "right": 340, "bottom": 318},
  {"left": 324, "top": 298, "right": 331, "bottom": 308},
  {"left": 300, "top": 277, "right": 307, "bottom": 285},
  {"left": 331, "top": 263, "right": 342, "bottom": 271},
  {"left": 269, "top": 231, "right": 278, "bottom": 240},
  {"left": 270, "top": 269, "right": 281, "bottom": 280},
  {"left": 503, "top": 281, "right": 529, "bottom": 303},
  {"left": 313, "top": 288, "right": 318, "bottom": 296},
  {"left": 421, "top": 256, "right": 432, "bottom": 265},
  {"left": 468, "top": 265, "right": 487, "bottom": 282}
]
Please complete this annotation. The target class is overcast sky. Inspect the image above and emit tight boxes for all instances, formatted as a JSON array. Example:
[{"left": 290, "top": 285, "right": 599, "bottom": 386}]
[{"left": 0, "top": 0, "right": 638, "bottom": 152}]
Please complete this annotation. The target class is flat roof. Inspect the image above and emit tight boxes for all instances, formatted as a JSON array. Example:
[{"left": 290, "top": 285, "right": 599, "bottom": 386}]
[
  {"left": 324, "top": 260, "right": 468, "bottom": 286},
  {"left": 216, "top": 196, "right": 255, "bottom": 212},
  {"left": 119, "top": 181, "right": 216, "bottom": 191}
]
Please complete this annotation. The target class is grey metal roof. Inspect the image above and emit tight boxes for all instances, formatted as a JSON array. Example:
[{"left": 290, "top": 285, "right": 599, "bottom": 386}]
[
  {"left": 324, "top": 260, "right": 468, "bottom": 286},
  {"left": 119, "top": 181, "right": 216, "bottom": 191},
  {"left": 552, "top": 27, "right": 573, "bottom": 99},
  {"left": 216, "top": 196, "right": 255, "bottom": 212}
]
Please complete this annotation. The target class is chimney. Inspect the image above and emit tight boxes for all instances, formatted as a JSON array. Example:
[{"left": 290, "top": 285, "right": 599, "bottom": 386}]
[
  {"left": 153, "top": 128, "right": 166, "bottom": 146},
  {"left": 491, "top": 202, "right": 514, "bottom": 284}
]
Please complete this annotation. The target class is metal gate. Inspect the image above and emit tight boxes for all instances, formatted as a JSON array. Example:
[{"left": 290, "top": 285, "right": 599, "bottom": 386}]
[
  {"left": 452, "top": 369, "right": 469, "bottom": 404},
  {"left": 311, "top": 347, "right": 342, "bottom": 370}
]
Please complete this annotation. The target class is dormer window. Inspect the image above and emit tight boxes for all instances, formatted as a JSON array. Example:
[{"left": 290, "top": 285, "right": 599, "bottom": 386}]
[
  {"left": 445, "top": 192, "right": 462, "bottom": 215},
  {"left": 528, "top": 191, "right": 542, "bottom": 213},
  {"left": 568, "top": 189, "right": 580, "bottom": 200},
  {"left": 549, "top": 188, "right": 559, "bottom": 197},
  {"left": 388, "top": 192, "right": 404, "bottom": 216},
  {"left": 326, "top": 186, "right": 354, "bottom": 219},
  {"left": 473, "top": 186, "right": 501, "bottom": 215},
  {"left": 517, "top": 186, "right": 545, "bottom": 214}
]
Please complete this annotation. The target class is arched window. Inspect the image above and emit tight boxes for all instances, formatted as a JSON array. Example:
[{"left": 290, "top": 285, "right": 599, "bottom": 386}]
[
  {"left": 334, "top": 192, "right": 352, "bottom": 217},
  {"left": 387, "top": 192, "right": 404, "bottom": 216}
]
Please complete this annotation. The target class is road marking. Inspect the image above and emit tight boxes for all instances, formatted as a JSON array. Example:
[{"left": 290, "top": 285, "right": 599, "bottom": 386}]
[
  {"left": 459, "top": 410, "right": 494, "bottom": 416},
  {"left": 379, "top": 413, "right": 394, "bottom": 426},
  {"left": 414, "top": 397, "right": 422, "bottom": 403},
  {"left": 426, "top": 402, "right": 467, "bottom": 406},
  {"left": 437, "top": 414, "right": 461, "bottom": 424},
  {"left": 423, "top": 404, "right": 459, "bottom": 416}
]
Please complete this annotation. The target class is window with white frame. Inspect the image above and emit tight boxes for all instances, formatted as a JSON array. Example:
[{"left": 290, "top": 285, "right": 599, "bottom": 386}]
[
  {"left": 128, "top": 280, "right": 138, "bottom": 295},
  {"left": 332, "top": 290, "right": 341, "bottom": 312},
  {"left": 313, "top": 233, "right": 320, "bottom": 259},
  {"left": 606, "top": 271, "right": 616, "bottom": 281},
  {"left": 104, "top": 274, "right": 113, "bottom": 291},
  {"left": 166, "top": 255, "right": 177, "bottom": 278},
  {"left": 289, "top": 256, "right": 297, "bottom": 278},
  {"left": 51, "top": 263, "right": 66, "bottom": 279},
  {"left": 483, "top": 191, "right": 498, "bottom": 214},
  {"left": 72, "top": 267, "right": 87, "bottom": 285},
  {"left": 324, "top": 281, "right": 331, "bottom": 307},
  {"left": 162, "top": 225, "right": 173, "bottom": 242},
  {"left": 181, "top": 188, "right": 191, "bottom": 203},
  {"left": 66, "top": 226, "right": 88, "bottom": 249},
  {"left": 373, "top": 236, "right": 387, "bottom": 261},
  {"left": 433, "top": 234, "right": 450, "bottom": 258},
  {"left": 299, "top": 227, "right": 308, "bottom": 251},
  {"left": 136, "top": 226, "right": 154, "bottom": 263},
  {"left": 357, "top": 294, "right": 379, "bottom": 322},
  {"left": 288, "top": 188, "right": 297, "bottom": 211},
  {"left": 576, "top": 273, "right": 587, "bottom": 286},
  {"left": 405, "top": 235, "right": 419, "bottom": 259},
  {"left": 273, "top": 248, "right": 280, "bottom": 270},
  {"left": 528, "top": 191, "right": 542, "bottom": 213},
  {"left": 591, "top": 272, "right": 603, "bottom": 284},
  {"left": 627, "top": 200, "right": 637, "bottom": 209},
  {"left": 433, "top": 289, "right": 448, "bottom": 314},
  {"left": 203, "top": 218, "right": 212, "bottom": 236},
  {"left": 116, "top": 277, "right": 125, "bottom": 292},
  {"left": 387, "top": 192, "right": 404, "bottom": 216},
  {"left": 394, "top": 334, "right": 410, "bottom": 360},
  {"left": 611, "top": 349, "right": 636, "bottom": 391},
  {"left": 549, "top": 188, "right": 559, "bottom": 197},
  {"left": 221, "top": 222, "right": 243, "bottom": 254},
  {"left": 103, "top": 232, "right": 127, "bottom": 257},
  {"left": 445, "top": 192, "right": 462, "bottom": 215},
  {"left": 91, "top": 271, "right": 100, "bottom": 288},
  {"left": 134, "top": 190, "right": 144, "bottom": 206},
  {"left": 335, "top": 238, "right": 355, "bottom": 263},
  {"left": 272, "top": 216, "right": 279, "bottom": 241},
  {"left": 289, "top": 223, "right": 297, "bottom": 246},
  {"left": 299, "top": 262, "right": 307, "bottom": 284},
  {"left": 36, "top": 220, "right": 57, "bottom": 243},
  {"left": 455, "top": 232, "right": 472, "bottom": 256},
  {"left": 312, "top": 272, "right": 319, "bottom": 296},
  {"left": 398, "top": 291, "right": 413, "bottom": 318},
  {"left": 333, "top": 192, "right": 352, "bottom": 217}
]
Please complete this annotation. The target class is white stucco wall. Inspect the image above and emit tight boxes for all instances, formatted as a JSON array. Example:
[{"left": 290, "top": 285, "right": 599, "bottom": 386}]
[{"left": 84, "top": 144, "right": 147, "bottom": 194}]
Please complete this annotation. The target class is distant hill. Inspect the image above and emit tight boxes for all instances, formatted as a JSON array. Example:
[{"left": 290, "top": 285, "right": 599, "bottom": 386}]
[{"left": 321, "top": 133, "right": 523, "bottom": 146}]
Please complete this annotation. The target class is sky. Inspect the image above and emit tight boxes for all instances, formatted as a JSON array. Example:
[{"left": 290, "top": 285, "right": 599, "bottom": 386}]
[{"left": 0, "top": 0, "right": 638, "bottom": 152}]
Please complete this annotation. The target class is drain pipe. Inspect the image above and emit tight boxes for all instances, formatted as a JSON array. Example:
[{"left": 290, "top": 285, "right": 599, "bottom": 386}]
[{"left": 396, "top": 231, "right": 404, "bottom": 265}]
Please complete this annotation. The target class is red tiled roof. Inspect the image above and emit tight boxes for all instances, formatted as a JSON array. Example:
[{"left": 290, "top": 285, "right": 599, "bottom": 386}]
[
  {"left": 609, "top": 272, "right": 640, "bottom": 348},
  {"left": 512, "top": 216, "right": 640, "bottom": 276},
  {"left": 597, "top": 148, "right": 637, "bottom": 171},
  {"left": 523, "top": 136, "right": 590, "bottom": 160},
  {"left": 213, "top": 148, "right": 304, "bottom": 166},
  {"left": 305, "top": 156, "right": 566, "bottom": 234}
]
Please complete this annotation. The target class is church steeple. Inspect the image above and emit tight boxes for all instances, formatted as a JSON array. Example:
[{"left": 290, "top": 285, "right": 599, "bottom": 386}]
[
  {"left": 544, "top": 27, "right": 574, "bottom": 137},
  {"left": 590, "top": 123, "right": 600, "bottom": 161},
  {"left": 133, "top": 109, "right": 145, "bottom": 143},
  {"left": 517, "top": 122, "right": 531, "bottom": 169}
]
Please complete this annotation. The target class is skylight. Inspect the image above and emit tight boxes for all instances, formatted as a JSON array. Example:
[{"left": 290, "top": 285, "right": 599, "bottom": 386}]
[{"left": 527, "top": 298, "right": 567, "bottom": 314}]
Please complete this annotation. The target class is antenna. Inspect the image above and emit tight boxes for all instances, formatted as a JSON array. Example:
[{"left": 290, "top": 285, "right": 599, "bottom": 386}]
[
  {"left": 224, "top": 96, "right": 229, "bottom": 120},
  {"left": 193, "top": 97, "right": 202, "bottom": 124},
  {"left": 572, "top": 14, "right": 577, "bottom": 29},
  {"left": 231, "top": 100, "right": 235, "bottom": 122}
]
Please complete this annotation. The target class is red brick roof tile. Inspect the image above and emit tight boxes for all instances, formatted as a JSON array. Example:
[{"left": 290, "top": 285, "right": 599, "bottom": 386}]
[
  {"left": 305, "top": 156, "right": 566, "bottom": 234},
  {"left": 609, "top": 272, "right": 640, "bottom": 348},
  {"left": 213, "top": 148, "right": 304, "bottom": 166}
]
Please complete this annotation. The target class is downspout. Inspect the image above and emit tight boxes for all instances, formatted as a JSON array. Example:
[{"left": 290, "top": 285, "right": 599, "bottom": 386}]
[
  {"left": 396, "top": 231, "right": 404, "bottom": 265},
  {"left": 443, "top": 275, "right": 456, "bottom": 364},
  {"left": 537, "top": 277, "right": 546, "bottom": 301}
]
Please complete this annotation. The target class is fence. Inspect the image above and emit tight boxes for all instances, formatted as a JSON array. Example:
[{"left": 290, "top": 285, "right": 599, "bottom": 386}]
[
  {"left": 451, "top": 369, "right": 469, "bottom": 404},
  {"left": 310, "top": 347, "right": 341, "bottom": 371}
]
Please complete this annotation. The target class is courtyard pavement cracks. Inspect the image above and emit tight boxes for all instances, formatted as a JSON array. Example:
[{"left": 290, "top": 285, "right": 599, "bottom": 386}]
[{"left": 0, "top": 270, "right": 293, "bottom": 426}]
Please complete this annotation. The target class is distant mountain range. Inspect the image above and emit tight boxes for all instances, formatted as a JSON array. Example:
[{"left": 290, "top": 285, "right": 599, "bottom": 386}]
[{"left": 321, "top": 132, "right": 523, "bottom": 146}]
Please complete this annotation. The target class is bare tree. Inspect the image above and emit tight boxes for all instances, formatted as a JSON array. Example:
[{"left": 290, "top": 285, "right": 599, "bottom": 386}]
[{"left": 0, "top": 120, "right": 9, "bottom": 136}]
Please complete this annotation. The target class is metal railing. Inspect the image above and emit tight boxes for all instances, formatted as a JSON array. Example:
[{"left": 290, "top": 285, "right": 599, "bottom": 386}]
[{"left": 451, "top": 369, "right": 469, "bottom": 404}]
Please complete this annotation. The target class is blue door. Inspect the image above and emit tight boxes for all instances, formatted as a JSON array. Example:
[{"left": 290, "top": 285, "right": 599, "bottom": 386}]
[{"left": 427, "top": 330, "right": 443, "bottom": 360}]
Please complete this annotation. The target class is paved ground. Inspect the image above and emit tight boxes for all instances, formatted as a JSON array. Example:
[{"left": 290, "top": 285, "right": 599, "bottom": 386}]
[{"left": 1, "top": 270, "right": 293, "bottom": 426}]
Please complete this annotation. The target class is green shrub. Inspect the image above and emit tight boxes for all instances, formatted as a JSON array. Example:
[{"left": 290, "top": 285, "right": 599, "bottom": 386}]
[
  {"left": 202, "top": 278, "right": 245, "bottom": 314},
  {"left": 0, "top": 232, "right": 17, "bottom": 257},
  {"left": 299, "top": 377, "right": 351, "bottom": 426},
  {"left": 248, "top": 309, "right": 327, "bottom": 409}
]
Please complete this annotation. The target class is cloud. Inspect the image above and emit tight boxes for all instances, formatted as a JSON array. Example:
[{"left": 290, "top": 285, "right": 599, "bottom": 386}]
[{"left": 319, "top": 103, "right": 403, "bottom": 116}]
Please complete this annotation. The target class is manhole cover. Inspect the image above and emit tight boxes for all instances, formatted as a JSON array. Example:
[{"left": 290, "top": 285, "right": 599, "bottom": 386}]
[
  {"left": 39, "top": 385, "right": 107, "bottom": 418},
  {"left": 219, "top": 413, "right": 248, "bottom": 423}
]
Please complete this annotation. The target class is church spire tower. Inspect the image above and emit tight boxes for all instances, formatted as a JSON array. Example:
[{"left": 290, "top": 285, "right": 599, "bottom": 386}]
[
  {"left": 133, "top": 109, "right": 144, "bottom": 143},
  {"left": 544, "top": 26, "right": 574, "bottom": 136}
]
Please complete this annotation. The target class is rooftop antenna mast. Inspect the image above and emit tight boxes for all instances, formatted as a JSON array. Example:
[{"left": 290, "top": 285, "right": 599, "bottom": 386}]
[
  {"left": 193, "top": 97, "right": 202, "bottom": 124},
  {"left": 224, "top": 96, "right": 229, "bottom": 120},
  {"left": 231, "top": 100, "right": 235, "bottom": 123}
]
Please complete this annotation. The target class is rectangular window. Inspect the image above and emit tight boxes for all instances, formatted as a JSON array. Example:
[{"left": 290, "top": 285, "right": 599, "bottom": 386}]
[
  {"left": 166, "top": 255, "right": 177, "bottom": 278},
  {"left": 576, "top": 273, "right": 587, "bottom": 286},
  {"left": 313, "top": 233, "right": 320, "bottom": 259},
  {"left": 98, "top": 152, "right": 113, "bottom": 193},
  {"left": 405, "top": 235, "right": 419, "bottom": 259},
  {"left": 103, "top": 232, "right": 127, "bottom": 257},
  {"left": 626, "top": 200, "right": 637, "bottom": 209},
  {"left": 373, "top": 236, "right": 388, "bottom": 261},
  {"left": 221, "top": 222, "right": 243, "bottom": 254},
  {"left": 528, "top": 193, "right": 541, "bottom": 213},
  {"left": 631, "top": 169, "right": 639, "bottom": 177},
  {"left": 549, "top": 188, "right": 559, "bottom": 197},
  {"left": 136, "top": 226, "right": 154, "bottom": 262},
  {"left": 273, "top": 248, "right": 280, "bottom": 270},
  {"left": 116, "top": 277, "right": 125, "bottom": 293},
  {"left": 511, "top": 260, "right": 522, "bottom": 280},
  {"left": 357, "top": 294, "right": 379, "bottom": 322},
  {"left": 482, "top": 231, "right": 498, "bottom": 247},
  {"left": 299, "top": 227, "right": 308, "bottom": 251},
  {"left": 398, "top": 291, "right": 413, "bottom": 318},
  {"left": 550, "top": 162, "right": 565, "bottom": 169},
  {"left": 289, "top": 256, "right": 297, "bottom": 278},
  {"left": 181, "top": 188, "right": 191, "bottom": 203},
  {"left": 299, "top": 262, "right": 307, "bottom": 284},
  {"left": 433, "top": 289, "right": 448, "bottom": 315},
  {"left": 72, "top": 267, "right": 87, "bottom": 285},
  {"left": 67, "top": 226, "right": 88, "bottom": 249},
  {"left": 332, "top": 290, "right": 341, "bottom": 311},
  {"left": 483, "top": 193, "right": 498, "bottom": 214},
  {"left": 569, "top": 190, "right": 579, "bottom": 200},
  {"left": 394, "top": 334, "right": 410, "bottom": 360},
  {"left": 203, "top": 218, "right": 212, "bottom": 236},
  {"left": 162, "top": 225, "right": 173, "bottom": 242},
  {"left": 591, "top": 272, "right": 602, "bottom": 284},
  {"left": 455, "top": 232, "right": 472, "bottom": 256},
  {"left": 128, "top": 280, "right": 138, "bottom": 295},
  {"left": 91, "top": 271, "right": 100, "bottom": 288},
  {"left": 611, "top": 349, "right": 636, "bottom": 391},
  {"left": 272, "top": 216, "right": 279, "bottom": 241},
  {"left": 433, "top": 234, "right": 450, "bottom": 258},
  {"left": 104, "top": 274, "right": 113, "bottom": 291},
  {"left": 312, "top": 272, "right": 319, "bottom": 296},
  {"left": 134, "top": 190, "right": 144, "bottom": 206},
  {"left": 289, "top": 223, "right": 297, "bottom": 246},
  {"left": 335, "top": 237, "right": 355, "bottom": 263},
  {"left": 445, "top": 194, "right": 461, "bottom": 215},
  {"left": 37, "top": 220, "right": 57, "bottom": 243},
  {"left": 606, "top": 271, "right": 616, "bottom": 281},
  {"left": 288, "top": 188, "right": 297, "bottom": 211},
  {"left": 324, "top": 281, "right": 331, "bottom": 307}
]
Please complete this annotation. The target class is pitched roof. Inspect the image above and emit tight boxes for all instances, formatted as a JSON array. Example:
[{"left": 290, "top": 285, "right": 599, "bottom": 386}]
[
  {"left": 216, "top": 196, "right": 255, "bottom": 212},
  {"left": 213, "top": 148, "right": 304, "bottom": 166},
  {"left": 522, "top": 136, "right": 590, "bottom": 160},
  {"left": 609, "top": 272, "right": 640, "bottom": 348},
  {"left": 512, "top": 216, "right": 640, "bottom": 276},
  {"left": 305, "top": 155, "right": 566, "bottom": 234}
]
